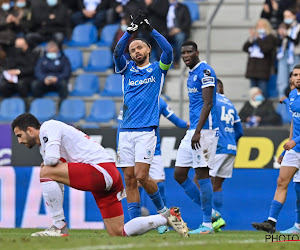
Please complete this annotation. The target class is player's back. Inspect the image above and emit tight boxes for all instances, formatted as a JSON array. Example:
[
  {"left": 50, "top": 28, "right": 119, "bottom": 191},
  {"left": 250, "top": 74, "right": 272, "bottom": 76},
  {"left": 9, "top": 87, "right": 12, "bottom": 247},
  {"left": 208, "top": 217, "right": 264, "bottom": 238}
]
[
  {"left": 216, "top": 93, "right": 240, "bottom": 155},
  {"left": 120, "top": 61, "right": 166, "bottom": 129},
  {"left": 39, "top": 120, "right": 114, "bottom": 164}
]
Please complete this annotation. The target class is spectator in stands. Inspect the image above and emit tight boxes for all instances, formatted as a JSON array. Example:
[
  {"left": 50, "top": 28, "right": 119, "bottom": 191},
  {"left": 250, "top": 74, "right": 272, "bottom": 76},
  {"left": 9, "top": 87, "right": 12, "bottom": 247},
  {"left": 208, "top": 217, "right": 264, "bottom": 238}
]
[
  {"left": 71, "top": 0, "right": 114, "bottom": 30},
  {"left": 113, "top": 0, "right": 147, "bottom": 20},
  {"left": 276, "top": 8, "right": 300, "bottom": 98},
  {"left": 0, "top": 37, "right": 39, "bottom": 109},
  {"left": 242, "top": 18, "right": 276, "bottom": 97},
  {"left": 261, "top": 0, "right": 296, "bottom": 29},
  {"left": 32, "top": 40, "right": 71, "bottom": 105},
  {"left": 239, "top": 87, "right": 281, "bottom": 127},
  {"left": 12, "top": 0, "right": 32, "bottom": 35},
  {"left": 26, "top": 0, "right": 69, "bottom": 47},
  {"left": 140, "top": 0, "right": 169, "bottom": 60},
  {"left": 167, "top": 0, "right": 191, "bottom": 69},
  {"left": 111, "top": 16, "right": 136, "bottom": 60},
  {"left": 0, "top": 0, "right": 18, "bottom": 51}
]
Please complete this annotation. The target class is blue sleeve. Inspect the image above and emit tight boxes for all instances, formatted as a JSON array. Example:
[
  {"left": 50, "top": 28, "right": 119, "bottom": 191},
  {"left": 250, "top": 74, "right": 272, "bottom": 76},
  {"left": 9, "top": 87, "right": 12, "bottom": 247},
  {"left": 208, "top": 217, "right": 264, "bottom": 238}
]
[
  {"left": 168, "top": 113, "right": 188, "bottom": 128},
  {"left": 113, "top": 31, "right": 131, "bottom": 73},
  {"left": 283, "top": 98, "right": 291, "bottom": 114},
  {"left": 150, "top": 29, "right": 173, "bottom": 68},
  {"left": 280, "top": 149, "right": 286, "bottom": 157},
  {"left": 234, "top": 121, "right": 243, "bottom": 142}
]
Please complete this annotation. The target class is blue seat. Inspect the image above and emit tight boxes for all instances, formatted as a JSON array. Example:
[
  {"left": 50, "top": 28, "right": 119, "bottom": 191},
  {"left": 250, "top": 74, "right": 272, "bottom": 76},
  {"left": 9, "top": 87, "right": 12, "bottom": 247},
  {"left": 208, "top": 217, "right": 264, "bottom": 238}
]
[
  {"left": 97, "top": 24, "right": 119, "bottom": 47},
  {"left": 101, "top": 74, "right": 123, "bottom": 97},
  {"left": 43, "top": 92, "right": 59, "bottom": 97},
  {"left": 84, "top": 49, "right": 113, "bottom": 72},
  {"left": 56, "top": 99, "right": 85, "bottom": 123},
  {"left": 86, "top": 99, "right": 116, "bottom": 123},
  {"left": 64, "top": 49, "right": 83, "bottom": 71},
  {"left": 0, "top": 97, "right": 25, "bottom": 122},
  {"left": 267, "top": 74, "right": 278, "bottom": 98},
  {"left": 70, "top": 74, "right": 100, "bottom": 97},
  {"left": 183, "top": 2, "right": 200, "bottom": 22},
  {"left": 67, "top": 24, "right": 98, "bottom": 47},
  {"left": 29, "top": 98, "right": 56, "bottom": 122}
]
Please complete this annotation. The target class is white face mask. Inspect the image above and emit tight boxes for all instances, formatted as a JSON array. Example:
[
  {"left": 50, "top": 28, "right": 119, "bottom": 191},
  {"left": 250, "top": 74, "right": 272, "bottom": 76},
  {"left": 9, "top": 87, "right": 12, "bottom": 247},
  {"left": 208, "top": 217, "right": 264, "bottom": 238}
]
[
  {"left": 1, "top": 3, "right": 10, "bottom": 11},
  {"left": 120, "top": 24, "right": 128, "bottom": 32},
  {"left": 47, "top": 0, "right": 58, "bottom": 7}
]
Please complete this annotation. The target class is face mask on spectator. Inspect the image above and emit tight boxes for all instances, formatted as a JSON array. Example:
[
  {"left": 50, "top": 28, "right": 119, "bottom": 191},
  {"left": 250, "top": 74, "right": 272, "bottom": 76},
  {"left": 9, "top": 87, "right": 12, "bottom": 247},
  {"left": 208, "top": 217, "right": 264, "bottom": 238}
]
[
  {"left": 257, "top": 29, "right": 266, "bottom": 35},
  {"left": 121, "top": 24, "right": 128, "bottom": 32},
  {"left": 1, "top": 3, "right": 10, "bottom": 11},
  {"left": 46, "top": 52, "right": 58, "bottom": 60},
  {"left": 46, "top": 0, "right": 58, "bottom": 6},
  {"left": 254, "top": 94, "right": 265, "bottom": 102},
  {"left": 16, "top": 2, "right": 26, "bottom": 8},
  {"left": 284, "top": 18, "right": 294, "bottom": 25}
]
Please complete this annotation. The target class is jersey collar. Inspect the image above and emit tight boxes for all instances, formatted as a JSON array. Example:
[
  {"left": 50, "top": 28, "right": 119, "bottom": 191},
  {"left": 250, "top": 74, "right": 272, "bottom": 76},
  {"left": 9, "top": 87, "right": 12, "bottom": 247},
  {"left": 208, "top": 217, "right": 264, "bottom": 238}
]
[
  {"left": 137, "top": 63, "right": 151, "bottom": 70},
  {"left": 190, "top": 61, "right": 206, "bottom": 72}
]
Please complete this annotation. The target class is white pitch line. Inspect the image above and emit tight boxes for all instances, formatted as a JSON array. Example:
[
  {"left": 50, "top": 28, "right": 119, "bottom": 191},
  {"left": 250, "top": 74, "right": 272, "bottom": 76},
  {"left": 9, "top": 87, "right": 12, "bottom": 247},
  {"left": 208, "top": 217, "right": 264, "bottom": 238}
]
[{"left": 50, "top": 239, "right": 264, "bottom": 250}]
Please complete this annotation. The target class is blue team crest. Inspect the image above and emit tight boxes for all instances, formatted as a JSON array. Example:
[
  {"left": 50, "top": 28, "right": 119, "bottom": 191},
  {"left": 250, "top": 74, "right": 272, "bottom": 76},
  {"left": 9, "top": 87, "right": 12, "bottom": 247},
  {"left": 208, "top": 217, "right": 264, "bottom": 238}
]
[
  {"left": 193, "top": 75, "right": 197, "bottom": 81},
  {"left": 146, "top": 68, "right": 153, "bottom": 73},
  {"left": 147, "top": 149, "right": 151, "bottom": 156},
  {"left": 130, "top": 66, "right": 139, "bottom": 73}
]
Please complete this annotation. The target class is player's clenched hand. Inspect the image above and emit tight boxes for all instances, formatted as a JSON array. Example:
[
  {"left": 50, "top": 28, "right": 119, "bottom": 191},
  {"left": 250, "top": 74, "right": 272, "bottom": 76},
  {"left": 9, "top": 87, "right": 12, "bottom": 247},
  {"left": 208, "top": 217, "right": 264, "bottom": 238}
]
[
  {"left": 127, "top": 11, "right": 145, "bottom": 34},
  {"left": 277, "top": 155, "right": 283, "bottom": 164},
  {"left": 142, "top": 16, "right": 153, "bottom": 32},
  {"left": 284, "top": 140, "right": 296, "bottom": 150},
  {"left": 191, "top": 131, "right": 201, "bottom": 150}
]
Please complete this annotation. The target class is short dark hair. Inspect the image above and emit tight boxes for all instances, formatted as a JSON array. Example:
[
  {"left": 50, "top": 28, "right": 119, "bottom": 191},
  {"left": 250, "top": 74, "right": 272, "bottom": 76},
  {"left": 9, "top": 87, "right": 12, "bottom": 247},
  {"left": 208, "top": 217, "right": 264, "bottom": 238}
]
[
  {"left": 217, "top": 78, "right": 223, "bottom": 86},
  {"left": 181, "top": 41, "right": 198, "bottom": 51},
  {"left": 130, "top": 38, "right": 151, "bottom": 49},
  {"left": 11, "top": 113, "right": 41, "bottom": 131},
  {"left": 293, "top": 64, "right": 300, "bottom": 71}
]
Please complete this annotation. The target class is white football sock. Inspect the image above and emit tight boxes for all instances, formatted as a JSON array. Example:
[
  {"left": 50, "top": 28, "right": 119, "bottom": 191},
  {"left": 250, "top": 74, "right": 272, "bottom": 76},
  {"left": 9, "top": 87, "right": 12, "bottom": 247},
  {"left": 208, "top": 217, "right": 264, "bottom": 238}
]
[
  {"left": 41, "top": 180, "right": 65, "bottom": 228},
  {"left": 295, "top": 223, "right": 300, "bottom": 229},
  {"left": 123, "top": 214, "right": 167, "bottom": 236}
]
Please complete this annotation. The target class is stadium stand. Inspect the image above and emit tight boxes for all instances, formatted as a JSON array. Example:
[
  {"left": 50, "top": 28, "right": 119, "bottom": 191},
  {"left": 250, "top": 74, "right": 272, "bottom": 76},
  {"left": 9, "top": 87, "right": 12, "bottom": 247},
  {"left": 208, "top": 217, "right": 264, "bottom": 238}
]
[
  {"left": 84, "top": 49, "right": 113, "bottom": 72},
  {"left": 100, "top": 74, "right": 123, "bottom": 97},
  {"left": 56, "top": 99, "right": 85, "bottom": 123},
  {"left": 70, "top": 74, "right": 100, "bottom": 97},
  {"left": 86, "top": 99, "right": 116, "bottom": 123},
  {"left": 63, "top": 49, "right": 84, "bottom": 72},
  {"left": 183, "top": 2, "right": 200, "bottom": 22},
  {"left": 0, "top": 98, "right": 25, "bottom": 122},
  {"left": 97, "top": 24, "right": 120, "bottom": 47},
  {"left": 29, "top": 98, "right": 56, "bottom": 123},
  {"left": 67, "top": 24, "right": 98, "bottom": 47}
]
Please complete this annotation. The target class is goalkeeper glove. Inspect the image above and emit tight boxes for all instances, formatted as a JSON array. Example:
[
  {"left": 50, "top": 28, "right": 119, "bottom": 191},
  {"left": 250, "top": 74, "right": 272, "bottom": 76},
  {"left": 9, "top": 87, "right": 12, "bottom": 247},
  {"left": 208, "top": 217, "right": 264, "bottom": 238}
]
[
  {"left": 127, "top": 12, "right": 145, "bottom": 34},
  {"left": 142, "top": 17, "right": 153, "bottom": 32}
]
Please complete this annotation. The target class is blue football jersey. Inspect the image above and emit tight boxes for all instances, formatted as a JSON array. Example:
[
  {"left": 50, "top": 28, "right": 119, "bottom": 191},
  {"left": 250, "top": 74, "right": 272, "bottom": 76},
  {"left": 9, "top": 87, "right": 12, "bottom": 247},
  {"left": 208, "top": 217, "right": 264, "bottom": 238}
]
[
  {"left": 117, "top": 60, "right": 169, "bottom": 129},
  {"left": 187, "top": 61, "right": 218, "bottom": 130},
  {"left": 289, "top": 89, "right": 300, "bottom": 152},
  {"left": 216, "top": 93, "right": 241, "bottom": 155},
  {"left": 155, "top": 98, "right": 174, "bottom": 156}
]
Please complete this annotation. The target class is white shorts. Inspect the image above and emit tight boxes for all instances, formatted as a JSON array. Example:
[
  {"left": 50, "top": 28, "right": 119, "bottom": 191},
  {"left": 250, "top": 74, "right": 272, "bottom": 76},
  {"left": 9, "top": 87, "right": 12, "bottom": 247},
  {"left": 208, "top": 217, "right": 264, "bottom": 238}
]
[
  {"left": 209, "top": 154, "right": 235, "bottom": 178},
  {"left": 175, "top": 129, "right": 219, "bottom": 169},
  {"left": 281, "top": 149, "right": 300, "bottom": 182},
  {"left": 117, "top": 130, "right": 157, "bottom": 167},
  {"left": 149, "top": 155, "right": 165, "bottom": 181}
]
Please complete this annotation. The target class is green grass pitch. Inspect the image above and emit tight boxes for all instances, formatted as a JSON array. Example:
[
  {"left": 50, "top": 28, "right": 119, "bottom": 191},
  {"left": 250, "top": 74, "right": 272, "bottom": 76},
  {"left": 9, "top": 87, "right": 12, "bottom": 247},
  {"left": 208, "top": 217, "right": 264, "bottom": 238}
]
[{"left": 0, "top": 229, "right": 298, "bottom": 250}]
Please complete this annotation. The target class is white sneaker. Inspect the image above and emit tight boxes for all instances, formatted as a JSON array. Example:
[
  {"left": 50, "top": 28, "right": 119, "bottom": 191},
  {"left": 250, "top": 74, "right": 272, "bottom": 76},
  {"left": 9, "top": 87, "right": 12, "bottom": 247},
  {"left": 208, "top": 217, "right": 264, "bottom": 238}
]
[
  {"left": 31, "top": 223, "right": 68, "bottom": 237},
  {"left": 166, "top": 207, "right": 189, "bottom": 237}
]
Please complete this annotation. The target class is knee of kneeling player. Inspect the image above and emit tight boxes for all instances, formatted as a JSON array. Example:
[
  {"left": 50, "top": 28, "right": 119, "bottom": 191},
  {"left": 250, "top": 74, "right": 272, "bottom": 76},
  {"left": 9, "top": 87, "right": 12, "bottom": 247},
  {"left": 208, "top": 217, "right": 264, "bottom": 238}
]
[{"left": 40, "top": 166, "right": 52, "bottom": 179}]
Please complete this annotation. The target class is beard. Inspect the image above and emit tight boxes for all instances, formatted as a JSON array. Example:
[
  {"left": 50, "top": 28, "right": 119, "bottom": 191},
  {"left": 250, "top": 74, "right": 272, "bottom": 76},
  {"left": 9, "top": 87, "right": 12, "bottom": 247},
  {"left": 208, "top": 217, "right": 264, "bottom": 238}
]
[
  {"left": 134, "top": 54, "right": 147, "bottom": 66},
  {"left": 25, "top": 134, "right": 36, "bottom": 148}
]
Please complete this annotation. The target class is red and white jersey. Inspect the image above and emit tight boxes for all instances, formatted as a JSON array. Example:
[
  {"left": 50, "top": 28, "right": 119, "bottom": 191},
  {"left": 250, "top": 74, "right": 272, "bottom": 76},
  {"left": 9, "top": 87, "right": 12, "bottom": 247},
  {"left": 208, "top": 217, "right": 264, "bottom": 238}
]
[{"left": 39, "top": 120, "right": 114, "bottom": 164}]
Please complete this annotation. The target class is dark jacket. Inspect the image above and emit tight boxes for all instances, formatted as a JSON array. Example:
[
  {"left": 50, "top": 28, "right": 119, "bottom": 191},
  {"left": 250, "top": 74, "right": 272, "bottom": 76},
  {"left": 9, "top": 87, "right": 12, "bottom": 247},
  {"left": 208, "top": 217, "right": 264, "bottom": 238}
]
[
  {"left": 174, "top": 3, "right": 191, "bottom": 38},
  {"left": 243, "top": 34, "right": 276, "bottom": 81},
  {"left": 0, "top": 9, "right": 17, "bottom": 46},
  {"left": 31, "top": 2, "right": 69, "bottom": 35},
  {"left": 34, "top": 53, "right": 71, "bottom": 82},
  {"left": 239, "top": 100, "right": 281, "bottom": 126},
  {"left": 5, "top": 48, "right": 39, "bottom": 79},
  {"left": 146, "top": 0, "right": 169, "bottom": 36}
]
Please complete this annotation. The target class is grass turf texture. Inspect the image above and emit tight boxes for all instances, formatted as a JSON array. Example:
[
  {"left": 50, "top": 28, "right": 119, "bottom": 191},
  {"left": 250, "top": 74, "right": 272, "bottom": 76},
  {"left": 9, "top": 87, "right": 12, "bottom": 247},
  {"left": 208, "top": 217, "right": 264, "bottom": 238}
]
[{"left": 0, "top": 229, "right": 298, "bottom": 250}]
